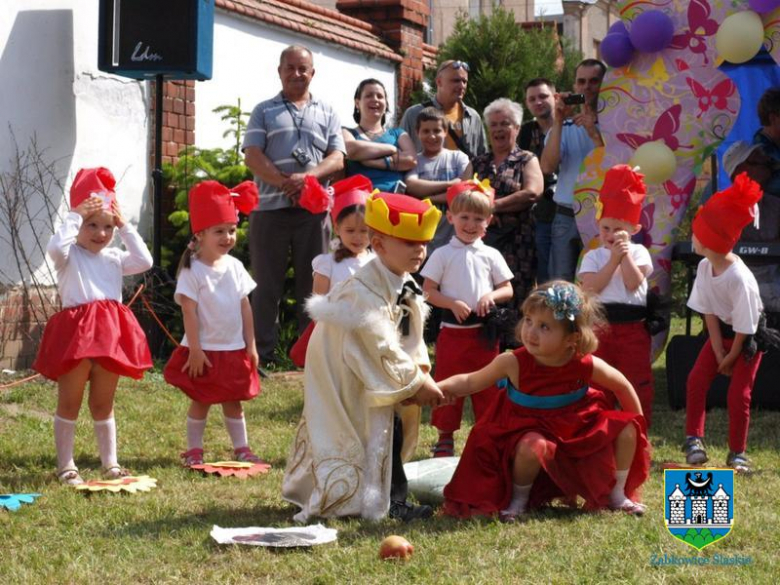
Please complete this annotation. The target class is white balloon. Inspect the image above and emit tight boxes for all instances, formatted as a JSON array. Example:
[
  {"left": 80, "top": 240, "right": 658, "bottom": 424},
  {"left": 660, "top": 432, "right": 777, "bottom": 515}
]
[
  {"left": 629, "top": 141, "right": 677, "bottom": 184},
  {"left": 716, "top": 10, "right": 765, "bottom": 64}
]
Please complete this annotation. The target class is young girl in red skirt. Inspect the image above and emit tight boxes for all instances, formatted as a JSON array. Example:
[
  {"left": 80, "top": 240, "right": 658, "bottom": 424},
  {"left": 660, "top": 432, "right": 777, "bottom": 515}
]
[
  {"left": 439, "top": 281, "right": 650, "bottom": 521},
  {"left": 163, "top": 180, "right": 264, "bottom": 466},
  {"left": 33, "top": 167, "right": 153, "bottom": 485}
]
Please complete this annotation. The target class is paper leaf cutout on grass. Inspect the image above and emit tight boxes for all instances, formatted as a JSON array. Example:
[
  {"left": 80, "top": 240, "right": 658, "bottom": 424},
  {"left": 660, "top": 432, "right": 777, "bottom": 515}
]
[
  {"left": 0, "top": 493, "right": 41, "bottom": 511},
  {"left": 75, "top": 475, "right": 158, "bottom": 493},
  {"left": 211, "top": 524, "right": 337, "bottom": 547},
  {"left": 190, "top": 460, "right": 271, "bottom": 478}
]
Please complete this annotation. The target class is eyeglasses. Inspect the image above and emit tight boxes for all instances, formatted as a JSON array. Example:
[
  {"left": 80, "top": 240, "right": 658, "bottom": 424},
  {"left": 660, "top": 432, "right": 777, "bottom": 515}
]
[
  {"left": 438, "top": 60, "right": 470, "bottom": 74},
  {"left": 488, "top": 120, "right": 515, "bottom": 129}
]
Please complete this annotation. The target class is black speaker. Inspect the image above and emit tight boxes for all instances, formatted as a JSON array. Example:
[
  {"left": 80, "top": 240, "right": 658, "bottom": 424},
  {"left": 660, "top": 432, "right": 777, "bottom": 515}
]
[
  {"left": 666, "top": 334, "right": 780, "bottom": 411},
  {"left": 98, "top": 0, "right": 214, "bottom": 80}
]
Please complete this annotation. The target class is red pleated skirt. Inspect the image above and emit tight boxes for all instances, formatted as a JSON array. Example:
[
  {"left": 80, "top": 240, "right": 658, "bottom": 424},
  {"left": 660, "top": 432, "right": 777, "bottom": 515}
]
[
  {"left": 442, "top": 387, "right": 650, "bottom": 518},
  {"left": 163, "top": 346, "right": 260, "bottom": 404},
  {"left": 289, "top": 321, "right": 316, "bottom": 368},
  {"left": 33, "top": 299, "right": 152, "bottom": 381}
]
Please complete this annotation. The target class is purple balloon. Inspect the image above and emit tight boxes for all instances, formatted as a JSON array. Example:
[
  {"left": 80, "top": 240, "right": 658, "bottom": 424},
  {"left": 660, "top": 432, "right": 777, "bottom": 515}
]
[
  {"left": 601, "top": 33, "right": 635, "bottom": 68},
  {"left": 608, "top": 20, "right": 629, "bottom": 36},
  {"left": 629, "top": 10, "right": 675, "bottom": 53},
  {"left": 749, "top": 0, "right": 780, "bottom": 13}
]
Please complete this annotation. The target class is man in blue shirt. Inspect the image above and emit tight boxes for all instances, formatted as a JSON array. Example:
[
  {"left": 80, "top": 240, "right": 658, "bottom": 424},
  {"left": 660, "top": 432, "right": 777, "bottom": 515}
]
[{"left": 541, "top": 59, "right": 606, "bottom": 282}]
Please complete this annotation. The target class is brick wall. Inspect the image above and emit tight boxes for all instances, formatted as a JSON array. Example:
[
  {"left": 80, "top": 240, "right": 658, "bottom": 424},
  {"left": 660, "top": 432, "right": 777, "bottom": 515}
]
[
  {"left": 0, "top": 285, "right": 58, "bottom": 371},
  {"left": 337, "top": 0, "right": 429, "bottom": 111},
  {"left": 151, "top": 79, "right": 196, "bottom": 165}
]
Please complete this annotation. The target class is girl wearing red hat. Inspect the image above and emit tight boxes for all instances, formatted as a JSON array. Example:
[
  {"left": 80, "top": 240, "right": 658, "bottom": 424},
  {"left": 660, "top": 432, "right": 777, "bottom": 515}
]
[
  {"left": 163, "top": 180, "right": 265, "bottom": 467},
  {"left": 683, "top": 173, "right": 765, "bottom": 473},
  {"left": 33, "top": 167, "right": 153, "bottom": 485},
  {"left": 579, "top": 165, "right": 655, "bottom": 424},
  {"left": 288, "top": 176, "right": 375, "bottom": 367}
]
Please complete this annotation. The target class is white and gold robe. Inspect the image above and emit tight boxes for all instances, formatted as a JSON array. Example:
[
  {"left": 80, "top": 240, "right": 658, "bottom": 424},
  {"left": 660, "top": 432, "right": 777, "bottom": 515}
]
[{"left": 282, "top": 258, "right": 430, "bottom": 522}]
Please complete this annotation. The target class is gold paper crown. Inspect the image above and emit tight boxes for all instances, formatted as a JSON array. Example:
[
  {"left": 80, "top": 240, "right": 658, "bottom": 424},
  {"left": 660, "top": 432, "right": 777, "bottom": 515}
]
[{"left": 365, "top": 193, "right": 442, "bottom": 242}]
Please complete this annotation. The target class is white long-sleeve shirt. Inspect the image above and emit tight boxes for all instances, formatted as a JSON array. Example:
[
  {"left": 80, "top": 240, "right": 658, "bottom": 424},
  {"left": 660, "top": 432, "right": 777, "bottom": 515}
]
[{"left": 48, "top": 212, "right": 153, "bottom": 308}]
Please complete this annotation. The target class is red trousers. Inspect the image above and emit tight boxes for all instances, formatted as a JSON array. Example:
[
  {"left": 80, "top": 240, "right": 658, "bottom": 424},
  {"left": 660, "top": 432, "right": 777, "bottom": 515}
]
[
  {"left": 686, "top": 338, "right": 762, "bottom": 453},
  {"left": 432, "top": 327, "right": 499, "bottom": 433},
  {"left": 594, "top": 321, "right": 654, "bottom": 425}
]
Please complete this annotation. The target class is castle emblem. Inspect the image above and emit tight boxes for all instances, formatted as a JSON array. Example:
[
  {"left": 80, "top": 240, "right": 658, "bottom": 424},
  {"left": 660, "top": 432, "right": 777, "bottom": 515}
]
[{"left": 664, "top": 469, "right": 734, "bottom": 551}]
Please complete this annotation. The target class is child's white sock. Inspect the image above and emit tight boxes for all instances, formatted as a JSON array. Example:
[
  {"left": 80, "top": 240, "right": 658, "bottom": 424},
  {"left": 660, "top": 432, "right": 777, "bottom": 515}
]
[
  {"left": 93, "top": 417, "right": 118, "bottom": 469},
  {"left": 54, "top": 415, "right": 77, "bottom": 471},
  {"left": 609, "top": 468, "right": 630, "bottom": 508},
  {"left": 187, "top": 416, "right": 207, "bottom": 451},
  {"left": 224, "top": 415, "right": 249, "bottom": 450},
  {"left": 501, "top": 483, "right": 532, "bottom": 516}
]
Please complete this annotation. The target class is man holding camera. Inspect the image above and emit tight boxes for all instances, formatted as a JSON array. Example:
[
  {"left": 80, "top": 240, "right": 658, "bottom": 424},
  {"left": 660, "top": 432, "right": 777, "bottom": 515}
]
[
  {"left": 541, "top": 59, "right": 606, "bottom": 282},
  {"left": 243, "top": 45, "right": 345, "bottom": 366}
]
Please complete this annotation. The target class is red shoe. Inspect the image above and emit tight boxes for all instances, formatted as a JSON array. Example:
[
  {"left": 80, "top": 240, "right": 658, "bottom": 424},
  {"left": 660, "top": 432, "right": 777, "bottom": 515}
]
[
  {"left": 181, "top": 448, "right": 204, "bottom": 467},
  {"left": 234, "top": 446, "right": 266, "bottom": 464}
]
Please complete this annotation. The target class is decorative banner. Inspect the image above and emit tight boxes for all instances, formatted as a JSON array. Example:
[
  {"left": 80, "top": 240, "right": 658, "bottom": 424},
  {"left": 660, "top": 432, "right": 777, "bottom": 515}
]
[
  {"left": 0, "top": 493, "right": 41, "bottom": 511},
  {"left": 211, "top": 524, "right": 338, "bottom": 547},
  {"left": 190, "top": 460, "right": 271, "bottom": 478},
  {"left": 75, "top": 475, "right": 158, "bottom": 494}
]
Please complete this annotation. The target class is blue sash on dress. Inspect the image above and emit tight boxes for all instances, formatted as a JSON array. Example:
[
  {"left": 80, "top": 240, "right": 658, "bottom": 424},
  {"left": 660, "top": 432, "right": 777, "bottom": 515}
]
[{"left": 498, "top": 377, "right": 587, "bottom": 409}]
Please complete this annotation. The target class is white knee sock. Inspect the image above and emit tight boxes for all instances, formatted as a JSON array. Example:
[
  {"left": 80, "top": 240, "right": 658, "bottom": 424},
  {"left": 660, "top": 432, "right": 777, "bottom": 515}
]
[
  {"left": 93, "top": 417, "right": 118, "bottom": 469},
  {"left": 501, "top": 483, "right": 532, "bottom": 516},
  {"left": 610, "top": 468, "right": 630, "bottom": 507},
  {"left": 224, "top": 415, "right": 249, "bottom": 450},
  {"left": 54, "top": 415, "right": 77, "bottom": 471},
  {"left": 187, "top": 416, "right": 208, "bottom": 451}
]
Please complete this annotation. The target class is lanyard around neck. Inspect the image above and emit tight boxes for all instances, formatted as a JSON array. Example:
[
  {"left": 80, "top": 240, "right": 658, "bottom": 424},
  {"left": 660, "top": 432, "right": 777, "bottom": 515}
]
[{"left": 283, "top": 99, "right": 308, "bottom": 142}]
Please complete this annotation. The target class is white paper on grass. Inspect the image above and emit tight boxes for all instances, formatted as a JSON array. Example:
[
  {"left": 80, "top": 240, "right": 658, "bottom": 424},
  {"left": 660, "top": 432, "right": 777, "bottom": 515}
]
[
  {"left": 403, "top": 456, "right": 460, "bottom": 505},
  {"left": 211, "top": 524, "right": 337, "bottom": 547}
]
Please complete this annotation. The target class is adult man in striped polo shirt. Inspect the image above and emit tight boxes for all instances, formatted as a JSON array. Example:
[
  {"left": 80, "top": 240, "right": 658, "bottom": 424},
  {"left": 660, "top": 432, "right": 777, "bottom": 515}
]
[{"left": 243, "top": 45, "right": 345, "bottom": 366}]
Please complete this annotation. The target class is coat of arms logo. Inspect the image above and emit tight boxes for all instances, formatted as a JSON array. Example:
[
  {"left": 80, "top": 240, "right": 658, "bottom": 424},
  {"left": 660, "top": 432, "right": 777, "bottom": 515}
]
[{"left": 664, "top": 468, "right": 734, "bottom": 551}]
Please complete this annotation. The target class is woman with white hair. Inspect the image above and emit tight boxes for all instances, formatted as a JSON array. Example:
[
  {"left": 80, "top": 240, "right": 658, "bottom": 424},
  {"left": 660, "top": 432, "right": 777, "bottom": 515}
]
[{"left": 473, "top": 98, "right": 543, "bottom": 310}]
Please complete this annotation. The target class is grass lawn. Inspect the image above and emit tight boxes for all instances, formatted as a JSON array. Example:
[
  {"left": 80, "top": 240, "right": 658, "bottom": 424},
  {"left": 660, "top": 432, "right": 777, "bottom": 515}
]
[{"left": 1, "top": 319, "right": 778, "bottom": 584}]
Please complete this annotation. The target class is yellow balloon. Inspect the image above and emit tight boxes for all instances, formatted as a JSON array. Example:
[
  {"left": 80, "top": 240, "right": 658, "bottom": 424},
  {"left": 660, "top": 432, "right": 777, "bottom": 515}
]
[
  {"left": 716, "top": 10, "right": 765, "bottom": 64},
  {"left": 629, "top": 141, "right": 677, "bottom": 184}
]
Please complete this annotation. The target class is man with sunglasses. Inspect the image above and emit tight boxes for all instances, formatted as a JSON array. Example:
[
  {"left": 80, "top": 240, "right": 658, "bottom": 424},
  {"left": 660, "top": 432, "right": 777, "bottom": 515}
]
[{"left": 400, "top": 60, "right": 487, "bottom": 161}]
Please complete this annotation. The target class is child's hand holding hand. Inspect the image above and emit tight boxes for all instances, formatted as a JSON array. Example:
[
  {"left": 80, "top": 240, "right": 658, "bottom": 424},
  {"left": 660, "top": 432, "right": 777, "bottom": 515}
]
[
  {"left": 450, "top": 299, "right": 471, "bottom": 323},
  {"left": 405, "top": 376, "right": 448, "bottom": 407},
  {"left": 182, "top": 347, "right": 212, "bottom": 378},
  {"left": 610, "top": 231, "right": 630, "bottom": 262},
  {"left": 717, "top": 351, "right": 738, "bottom": 376},
  {"left": 476, "top": 293, "right": 496, "bottom": 317},
  {"left": 111, "top": 200, "right": 125, "bottom": 229},
  {"left": 75, "top": 196, "right": 104, "bottom": 219}
]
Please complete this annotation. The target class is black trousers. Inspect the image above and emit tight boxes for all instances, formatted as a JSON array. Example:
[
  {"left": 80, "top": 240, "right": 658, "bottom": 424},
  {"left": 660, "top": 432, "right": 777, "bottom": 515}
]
[{"left": 390, "top": 413, "right": 408, "bottom": 503}]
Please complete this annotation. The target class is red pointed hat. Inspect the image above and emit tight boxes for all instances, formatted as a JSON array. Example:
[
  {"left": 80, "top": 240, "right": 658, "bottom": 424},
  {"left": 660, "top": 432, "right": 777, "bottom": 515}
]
[
  {"left": 70, "top": 167, "right": 116, "bottom": 209},
  {"left": 365, "top": 192, "right": 441, "bottom": 242},
  {"left": 692, "top": 172, "right": 763, "bottom": 254},
  {"left": 189, "top": 180, "right": 259, "bottom": 233},
  {"left": 446, "top": 176, "right": 495, "bottom": 208},
  {"left": 598, "top": 164, "right": 646, "bottom": 225}
]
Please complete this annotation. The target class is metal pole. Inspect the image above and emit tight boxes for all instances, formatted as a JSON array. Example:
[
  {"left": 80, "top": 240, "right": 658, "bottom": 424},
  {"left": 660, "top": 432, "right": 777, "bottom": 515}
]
[{"left": 153, "top": 73, "right": 164, "bottom": 266}]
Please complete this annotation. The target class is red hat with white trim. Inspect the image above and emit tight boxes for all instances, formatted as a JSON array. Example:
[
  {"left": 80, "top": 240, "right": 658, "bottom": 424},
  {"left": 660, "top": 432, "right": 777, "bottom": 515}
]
[{"left": 70, "top": 167, "right": 116, "bottom": 210}]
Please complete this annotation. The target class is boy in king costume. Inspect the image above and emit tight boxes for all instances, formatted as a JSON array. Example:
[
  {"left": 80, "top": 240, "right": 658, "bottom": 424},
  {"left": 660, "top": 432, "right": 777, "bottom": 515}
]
[{"left": 282, "top": 192, "right": 448, "bottom": 522}]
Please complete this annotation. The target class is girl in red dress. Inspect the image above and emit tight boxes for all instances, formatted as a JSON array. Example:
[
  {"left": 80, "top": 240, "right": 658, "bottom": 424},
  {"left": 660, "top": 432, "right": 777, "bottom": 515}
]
[
  {"left": 163, "top": 180, "right": 264, "bottom": 467},
  {"left": 33, "top": 167, "right": 153, "bottom": 485},
  {"left": 439, "top": 281, "right": 650, "bottom": 521}
]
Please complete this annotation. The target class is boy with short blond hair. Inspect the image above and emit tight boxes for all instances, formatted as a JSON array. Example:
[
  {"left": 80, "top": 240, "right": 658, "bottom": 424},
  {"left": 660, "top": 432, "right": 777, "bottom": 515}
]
[
  {"left": 422, "top": 180, "right": 513, "bottom": 456},
  {"left": 283, "top": 192, "right": 447, "bottom": 521}
]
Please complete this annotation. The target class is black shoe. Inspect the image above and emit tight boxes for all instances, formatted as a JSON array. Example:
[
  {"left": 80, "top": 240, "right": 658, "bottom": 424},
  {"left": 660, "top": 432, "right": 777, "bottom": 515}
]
[{"left": 388, "top": 500, "right": 433, "bottom": 522}]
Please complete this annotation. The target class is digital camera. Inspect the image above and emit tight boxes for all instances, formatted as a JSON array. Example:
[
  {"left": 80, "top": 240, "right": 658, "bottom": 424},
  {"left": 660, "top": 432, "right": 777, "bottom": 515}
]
[
  {"left": 291, "top": 147, "right": 312, "bottom": 167},
  {"left": 562, "top": 93, "right": 586, "bottom": 106}
]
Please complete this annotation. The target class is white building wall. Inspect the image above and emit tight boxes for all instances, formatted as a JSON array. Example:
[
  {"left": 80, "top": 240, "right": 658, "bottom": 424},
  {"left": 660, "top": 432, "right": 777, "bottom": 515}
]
[
  {"left": 195, "top": 11, "right": 398, "bottom": 151},
  {"left": 2, "top": 1, "right": 150, "bottom": 284}
]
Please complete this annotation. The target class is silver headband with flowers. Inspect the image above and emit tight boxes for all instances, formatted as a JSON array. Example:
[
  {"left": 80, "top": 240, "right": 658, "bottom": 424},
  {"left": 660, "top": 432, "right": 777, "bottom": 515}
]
[{"left": 539, "top": 283, "right": 582, "bottom": 322}]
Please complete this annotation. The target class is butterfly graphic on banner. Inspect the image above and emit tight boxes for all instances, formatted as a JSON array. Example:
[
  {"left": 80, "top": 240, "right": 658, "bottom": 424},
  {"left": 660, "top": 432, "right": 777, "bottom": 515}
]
[
  {"left": 615, "top": 104, "right": 690, "bottom": 152},
  {"left": 686, "top": 78, "right": 736, "bottom": 118},
  {"left": 669, "top": 0, "right": 719, "bottom": 65}
]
